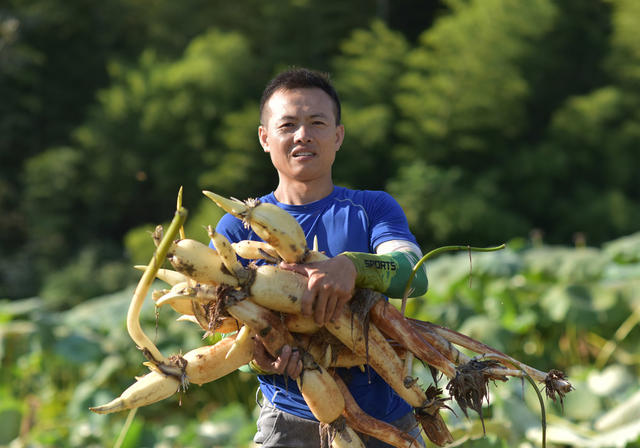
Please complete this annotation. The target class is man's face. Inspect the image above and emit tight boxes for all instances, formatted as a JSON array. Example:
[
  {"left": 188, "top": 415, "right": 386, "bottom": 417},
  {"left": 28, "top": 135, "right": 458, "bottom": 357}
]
[{"left": 259, "top": 87, "right": 344, "bottom": 185}]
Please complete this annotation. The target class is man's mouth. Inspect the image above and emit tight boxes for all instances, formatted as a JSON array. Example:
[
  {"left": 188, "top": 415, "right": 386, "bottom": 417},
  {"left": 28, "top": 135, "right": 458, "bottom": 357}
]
[{"left": 291, "top": 149, "right": 315, "bottom": 158}]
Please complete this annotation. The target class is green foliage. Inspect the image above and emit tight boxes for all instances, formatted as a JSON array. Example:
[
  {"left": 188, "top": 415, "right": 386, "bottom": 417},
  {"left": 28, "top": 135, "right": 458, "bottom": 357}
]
[
  {"left": 71, "top": 28, "right": 258, "bottom": 231},
  {"left": 198, "top": 103, "right": 278, "bottom": 199},
  {"left": 22, "top": 147, "right": 84, "bottom": 272},
  {"left": 3, "top": 234, "right": 640, "bottom": 446},
  {"left": 1, "top": 10, "right": 639, "bottom": 447},
  {"left": 410, "top": 234, "right": 640, "bottom": 447},
  {"left": 332, "top": 21, "right": 410, "bottom": 189},
  {"left": 0, "top": 286, "right": 258, "bottom": 447},
  {"left": 386, "top": 0, "right": 558, "bottom": 249},
  {"left": 0, "top": 393, "right": 23, "bottom": 444},
  {"left": 4, "top": 0, "right": 640, "bottom": 301},
  {"left": 15, "top": 29, "right": 260, "bottom": 302},
  {"left": 123, "top": 224, "right": 160, "bottom": 266},
  {"left": 607, "top": 0, "right": 640, "bottom": 87},
  {"left": 388, "top": 160, "right": 528, "bottom": 246},
  {"left": 540, "top": 86, "right": 640, "bottom": 239},
  {"left": 604, "top": 231, "right": 640, "bottom": 264},
  {"left": 39, "top": 245, "right": 138, "bottom": 310},
  {"left": 383, "top": 0, "right": 640, "bottom": 251},
  {"left": 397, "top": 0, "right": 556, "bottom": 163}
]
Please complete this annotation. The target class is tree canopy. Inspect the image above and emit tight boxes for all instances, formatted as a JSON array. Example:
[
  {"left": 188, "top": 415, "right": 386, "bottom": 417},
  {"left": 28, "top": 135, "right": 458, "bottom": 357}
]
[{"left": 1, "top": 0, "right": 639, "bottom": 301}]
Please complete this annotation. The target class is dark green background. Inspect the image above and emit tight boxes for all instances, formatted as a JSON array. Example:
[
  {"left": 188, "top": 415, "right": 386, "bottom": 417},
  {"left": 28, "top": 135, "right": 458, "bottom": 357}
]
[{"left": 1, "top": 0, "right": 639, "bottom": 446}]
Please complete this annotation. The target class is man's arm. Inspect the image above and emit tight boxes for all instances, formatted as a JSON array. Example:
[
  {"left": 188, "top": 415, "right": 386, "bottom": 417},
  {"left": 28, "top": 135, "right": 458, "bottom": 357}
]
[{"left": 341, "top": 239, "right": 428, "bottom": 298}]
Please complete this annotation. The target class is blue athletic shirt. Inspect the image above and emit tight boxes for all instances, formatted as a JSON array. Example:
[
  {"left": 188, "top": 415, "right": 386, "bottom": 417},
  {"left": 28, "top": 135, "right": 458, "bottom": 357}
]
[{"left": 215, "top": 186, "right": 418, "bottom": 422}]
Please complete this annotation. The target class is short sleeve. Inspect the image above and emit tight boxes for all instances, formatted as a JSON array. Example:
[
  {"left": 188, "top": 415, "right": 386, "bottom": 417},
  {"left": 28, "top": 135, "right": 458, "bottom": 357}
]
[{"left": 366, "top": 191, "right": 418, "bottom": 251}]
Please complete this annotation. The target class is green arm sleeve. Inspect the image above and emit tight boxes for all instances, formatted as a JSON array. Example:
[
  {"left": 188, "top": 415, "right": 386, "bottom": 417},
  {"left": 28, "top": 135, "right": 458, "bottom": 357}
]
[
  {"left": 238, "top": 360, "right": 270, "bottom": 375},
  {"left": 340, "top": 250, "right": 428, "bottom": 298}
]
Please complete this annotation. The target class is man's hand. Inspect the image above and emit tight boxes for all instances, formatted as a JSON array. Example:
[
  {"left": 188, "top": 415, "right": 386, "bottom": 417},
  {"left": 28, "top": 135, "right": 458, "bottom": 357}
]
[
  {"left": 251, "top": 337, "right": 303, "bottom": 379},
  {"left": 280, "top": 255, "right": 356, "bottom": 326}
]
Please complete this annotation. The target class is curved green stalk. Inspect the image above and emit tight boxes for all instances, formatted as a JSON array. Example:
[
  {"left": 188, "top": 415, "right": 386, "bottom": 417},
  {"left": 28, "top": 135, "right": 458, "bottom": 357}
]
[
  {"left": 524, "top": 370, "right": 547, "bottom": 448},
  {"left": 401, "top": 244, "right": 506, "bottom": 311},
  {"left": 480, "top": 353, "right": 546, "bottom": 448},
  {"left": 126, "top": 207, "right": 188, "bottom": 364},
  {"left": 114, "top": 408, "right": 138, "bottom": 448}
]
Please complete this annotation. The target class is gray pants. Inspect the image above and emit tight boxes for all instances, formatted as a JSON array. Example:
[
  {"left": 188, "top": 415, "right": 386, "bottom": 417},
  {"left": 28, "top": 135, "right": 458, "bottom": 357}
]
[{"left": 254, "top": 399, "right": 426, "bottom": 448}]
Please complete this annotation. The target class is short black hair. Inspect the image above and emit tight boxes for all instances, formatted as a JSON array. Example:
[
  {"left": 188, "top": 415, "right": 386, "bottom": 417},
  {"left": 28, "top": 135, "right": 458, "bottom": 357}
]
[{"left": 259, "top": 67, "right": 341, "bottom": 125}]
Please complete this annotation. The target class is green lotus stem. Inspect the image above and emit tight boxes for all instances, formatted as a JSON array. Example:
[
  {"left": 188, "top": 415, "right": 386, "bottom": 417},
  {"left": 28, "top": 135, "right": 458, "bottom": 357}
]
[
  {"left": 126, "top": 207, "right": 188, "bottom": 364},
  {"left": 480, "top": 353, "right": 546, "bottom": 448},
  {"left": 401, "top": 244, "right": 506, "bottom": 313},
  {"left": 114, "top": 408, "right": 138, "bottom": 448}
]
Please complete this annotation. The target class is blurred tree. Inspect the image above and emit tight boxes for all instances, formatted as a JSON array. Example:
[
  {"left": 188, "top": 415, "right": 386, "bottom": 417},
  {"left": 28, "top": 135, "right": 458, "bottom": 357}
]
[
  {"left": 518, "top": 0, "right": 612, "bottom": 138},
  {"left": 0, "top": 2, "right": 103, "bottom": 260},
  {"left": 2, "top": 0, "right": 445, "bottom": 299},
  {"left": 389, "top": 0, "right": 637, "bottom": 248},
  {"left": 523, "top": 87, "right": 640, "bottom": 243},
  {"left": 396, "top": 0, "right": 557, "bottom": 168},
  {"left": 332, "top": 20, "right": 410, "bottom": 189},
  {"left": 22, "top": 147, "right": 84, "bottom": 271},
  {"left": 7, "top": 0, "right": 639, "bottom": 298},
  {"left": 388, "top": 161, "right": 528, "bottom": 246},
  {"left": 198, "top": 103, "right": 278, "bottom": 199},
  {"left": 392, "top": 0, "right": 557, "bottom": 247},
  {"left": 607, "top": 0, "right": 640, "bottom": 89},
  {"left": 83, "top": 29, "right": 258, "bottom": 234},
  {"left": 20, "top": 30, "right": 259, "bottom": 298},
  {"left": 509, "top": 0, "right": 640, "bottom": 245},
  {"left": 0, "top": 0, "right": 177, "bottom": 297}
]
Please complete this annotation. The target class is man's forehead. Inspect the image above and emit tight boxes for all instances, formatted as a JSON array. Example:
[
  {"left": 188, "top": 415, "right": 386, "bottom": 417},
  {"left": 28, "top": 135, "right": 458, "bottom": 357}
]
[{"left": 263, "top": 87, "right": 335, "bottom": 122}]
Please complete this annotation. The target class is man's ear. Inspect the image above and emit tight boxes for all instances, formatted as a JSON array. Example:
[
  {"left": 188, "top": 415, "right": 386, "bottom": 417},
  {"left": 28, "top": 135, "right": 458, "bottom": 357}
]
[
  {"left": 335, "top": 124, "right": 345, "bottom": 150},
  {"left": 258, "top": 125, "right": 269, "bottom": 153}
]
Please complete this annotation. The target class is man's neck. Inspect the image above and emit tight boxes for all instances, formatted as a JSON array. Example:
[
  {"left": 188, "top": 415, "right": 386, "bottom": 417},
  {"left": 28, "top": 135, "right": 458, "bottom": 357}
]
[{"left": 273, "top": 178, "right": 334, "bottom": 205}]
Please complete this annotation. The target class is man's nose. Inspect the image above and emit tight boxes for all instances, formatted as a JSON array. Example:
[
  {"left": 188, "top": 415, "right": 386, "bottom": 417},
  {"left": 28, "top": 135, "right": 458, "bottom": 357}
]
[{"left": 294, "top": 125, "right": 312, "bottom": 143}]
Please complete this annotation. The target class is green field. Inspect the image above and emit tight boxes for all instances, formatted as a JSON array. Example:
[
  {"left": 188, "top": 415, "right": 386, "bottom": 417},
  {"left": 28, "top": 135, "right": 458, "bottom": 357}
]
[{"left": 2, "top": 232, "right": 639, "bottom": 447}]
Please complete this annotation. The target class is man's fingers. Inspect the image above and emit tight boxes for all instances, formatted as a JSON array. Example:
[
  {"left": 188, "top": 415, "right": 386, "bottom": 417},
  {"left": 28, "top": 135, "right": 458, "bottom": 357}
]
[
  {"left": 301, "top": 287, "right": 315, "bottom": 317},
  {"left": 279, "top": 262, "right": 310, "bottom": 276},
  {"left": 285, "top": 348, "right": 302, "bottom": 379},
  {"left": 272, "top": 345, "right": 302, "bottom": 379},
  {"left": 324, "top": 293, "right": 338, "bottom": 325},
  {"left": 313, "top": 286, "right": 332, "bottom": 326},
  {"left": 250, "top": 338, "right": 303, "bottom": 379},
  {"left": 330, "top": 294, "right": 350, "bottom": 323},
  {"left": 273, "top": 345, "right": 292, "bottom": 374}
]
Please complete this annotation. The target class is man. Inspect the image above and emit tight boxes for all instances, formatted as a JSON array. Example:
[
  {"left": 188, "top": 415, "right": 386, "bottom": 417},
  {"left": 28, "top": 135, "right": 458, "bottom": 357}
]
[{"left": 215, "top": 67, "right": 428, "bottom": 447}]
